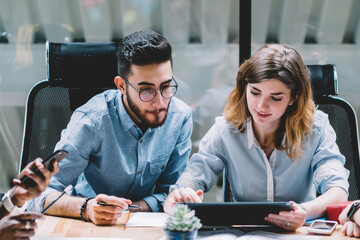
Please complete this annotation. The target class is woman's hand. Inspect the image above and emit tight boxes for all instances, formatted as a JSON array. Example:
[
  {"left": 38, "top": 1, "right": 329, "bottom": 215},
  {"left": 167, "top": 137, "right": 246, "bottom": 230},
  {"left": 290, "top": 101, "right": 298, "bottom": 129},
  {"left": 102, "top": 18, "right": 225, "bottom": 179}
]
[
  {"left": 265, "top": 202, "right": 306, "bottom": 231},
  {"left": 163, "top": 187, "right": 203, "bottom": 213},
  {"left": 341, "top": 221, "right": 360, "bottom": 237},
  {"left": 339, "top": 201, "right": 359, "bottom": 225}
]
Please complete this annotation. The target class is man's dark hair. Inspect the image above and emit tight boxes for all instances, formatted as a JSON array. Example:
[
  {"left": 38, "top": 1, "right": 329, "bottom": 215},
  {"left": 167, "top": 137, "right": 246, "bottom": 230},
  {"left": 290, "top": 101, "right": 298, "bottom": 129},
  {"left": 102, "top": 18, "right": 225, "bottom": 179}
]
[{"left": 117, "top": 30, "right": 172, "bottom": 78}]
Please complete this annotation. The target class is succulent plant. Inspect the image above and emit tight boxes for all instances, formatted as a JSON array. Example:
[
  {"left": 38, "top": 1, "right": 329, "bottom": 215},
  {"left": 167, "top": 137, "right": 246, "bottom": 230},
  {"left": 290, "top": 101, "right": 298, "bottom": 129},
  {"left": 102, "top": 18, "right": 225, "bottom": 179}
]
[{"left": 165, "top": 204, "right": 202, "bottom": 232}]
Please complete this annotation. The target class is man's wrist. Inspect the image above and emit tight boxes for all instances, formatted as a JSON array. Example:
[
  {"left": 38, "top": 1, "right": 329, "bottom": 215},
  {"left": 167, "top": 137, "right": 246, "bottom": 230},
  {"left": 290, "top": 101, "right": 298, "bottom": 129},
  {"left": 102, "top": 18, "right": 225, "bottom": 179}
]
[
  {"left": 1, "top": 188, "right": 27, "bottom": 214},
  {"left": 80, "top": 197, "right": 93, "bottom": 222},
  {"left": 10, "top": 187, "right": 26, "bottom": 207}
]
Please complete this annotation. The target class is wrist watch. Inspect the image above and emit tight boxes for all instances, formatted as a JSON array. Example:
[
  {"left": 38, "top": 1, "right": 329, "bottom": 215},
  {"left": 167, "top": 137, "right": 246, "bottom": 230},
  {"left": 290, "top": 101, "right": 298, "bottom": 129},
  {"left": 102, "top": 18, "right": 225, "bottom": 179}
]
[
  {"left": 1, "top": 189, "right": 27, "bottom": 214},
  {"left": 347, "top": 202, "right": 360, "bottom": 221}
]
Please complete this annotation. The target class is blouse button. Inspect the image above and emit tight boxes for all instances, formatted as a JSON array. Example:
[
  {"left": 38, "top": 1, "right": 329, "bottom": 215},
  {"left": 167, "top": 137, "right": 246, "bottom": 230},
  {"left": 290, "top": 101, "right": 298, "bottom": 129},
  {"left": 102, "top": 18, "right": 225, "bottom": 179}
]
[
  {"left": 140, "top": 139, "right": 143, "bottom": 143},
  {"left": 138, "top": 170, "right": 141, "bottom": 174}
]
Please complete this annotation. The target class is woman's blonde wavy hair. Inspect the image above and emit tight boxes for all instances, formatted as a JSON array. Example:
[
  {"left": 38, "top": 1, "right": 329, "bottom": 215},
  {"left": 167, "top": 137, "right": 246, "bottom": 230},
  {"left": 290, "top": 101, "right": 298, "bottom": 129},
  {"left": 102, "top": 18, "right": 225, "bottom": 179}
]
[{"left": 224, "top": 44, "right": 315, "bottom": 161}]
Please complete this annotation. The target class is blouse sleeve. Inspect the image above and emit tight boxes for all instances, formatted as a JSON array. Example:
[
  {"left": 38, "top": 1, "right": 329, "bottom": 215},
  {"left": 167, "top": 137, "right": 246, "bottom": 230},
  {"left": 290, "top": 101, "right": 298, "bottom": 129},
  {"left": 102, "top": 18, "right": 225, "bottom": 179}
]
[{"left": 311, "top": 113, "right": 350, "bottom": 195}]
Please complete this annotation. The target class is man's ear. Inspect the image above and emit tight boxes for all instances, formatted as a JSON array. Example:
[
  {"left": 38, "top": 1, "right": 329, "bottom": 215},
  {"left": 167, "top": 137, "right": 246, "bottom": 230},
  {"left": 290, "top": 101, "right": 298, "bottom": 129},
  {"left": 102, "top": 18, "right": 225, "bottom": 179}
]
[{"left": 114, "top": 76, "right": 126, "bottom": 95}]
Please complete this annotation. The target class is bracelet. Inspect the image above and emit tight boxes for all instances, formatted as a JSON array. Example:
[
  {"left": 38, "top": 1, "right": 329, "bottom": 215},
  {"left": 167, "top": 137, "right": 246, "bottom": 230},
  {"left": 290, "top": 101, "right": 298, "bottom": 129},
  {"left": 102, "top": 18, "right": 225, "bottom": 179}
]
[{"left": 80, "top": 197, "right": 93, "bottom": 222}]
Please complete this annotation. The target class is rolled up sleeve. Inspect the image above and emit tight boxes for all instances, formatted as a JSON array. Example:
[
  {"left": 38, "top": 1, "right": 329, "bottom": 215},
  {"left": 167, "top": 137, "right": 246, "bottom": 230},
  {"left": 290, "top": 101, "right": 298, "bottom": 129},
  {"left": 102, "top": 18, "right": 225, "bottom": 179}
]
[{"left": 312, "top": 115, "right": 349, "bottom": 195}]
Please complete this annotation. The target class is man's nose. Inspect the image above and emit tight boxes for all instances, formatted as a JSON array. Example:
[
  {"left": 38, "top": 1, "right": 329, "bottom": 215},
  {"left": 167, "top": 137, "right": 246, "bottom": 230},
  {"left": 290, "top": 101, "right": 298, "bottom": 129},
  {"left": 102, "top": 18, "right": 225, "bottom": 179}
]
[{"left": 152, "top": 91, "right": 166, "bottom": 107}]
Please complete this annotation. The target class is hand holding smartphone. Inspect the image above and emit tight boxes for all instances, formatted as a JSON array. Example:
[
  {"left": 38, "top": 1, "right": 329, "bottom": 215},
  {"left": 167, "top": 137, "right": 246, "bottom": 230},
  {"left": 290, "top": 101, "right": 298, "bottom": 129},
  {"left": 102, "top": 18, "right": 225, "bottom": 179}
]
[
  {"left": 20, "top": 150, "right": 68, "bottom": 185},
  {"left": 307, "top": 220, "right": 338, "bottom": 235}
]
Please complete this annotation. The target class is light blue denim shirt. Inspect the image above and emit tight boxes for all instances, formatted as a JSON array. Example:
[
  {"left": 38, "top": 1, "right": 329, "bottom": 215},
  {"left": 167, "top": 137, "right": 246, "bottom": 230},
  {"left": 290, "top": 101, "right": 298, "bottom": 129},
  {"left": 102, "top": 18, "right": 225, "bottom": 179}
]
[
  {"left": 28, "top": 89, "right": 192, "bottom": 212},
  {"left": 174, "top": 110, "right": 349, "bottom": 203}
]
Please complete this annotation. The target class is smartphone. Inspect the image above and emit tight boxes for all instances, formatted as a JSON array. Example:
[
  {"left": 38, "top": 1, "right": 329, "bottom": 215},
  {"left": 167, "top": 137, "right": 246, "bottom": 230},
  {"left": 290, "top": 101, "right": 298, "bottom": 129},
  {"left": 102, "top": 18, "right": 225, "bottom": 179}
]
[
  {"left": 20, "top": 150, "right": 68, "bottom": 185},
  {"left": 307, "top": 220, "right": 338, "bottom": 235}
]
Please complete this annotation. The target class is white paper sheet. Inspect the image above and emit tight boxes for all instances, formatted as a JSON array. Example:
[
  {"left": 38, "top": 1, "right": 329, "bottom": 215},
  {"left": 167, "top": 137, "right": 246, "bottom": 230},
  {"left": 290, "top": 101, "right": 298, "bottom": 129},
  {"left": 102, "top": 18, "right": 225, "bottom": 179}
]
[
  {"left": 236, "top": 231, "right": 320, "bottom": 240},
  {"left": 125, "top": 212, "right": 167, "bottom": 228},
  {"left": 32, "top": 238, "right": 131, "bottom": 240}
]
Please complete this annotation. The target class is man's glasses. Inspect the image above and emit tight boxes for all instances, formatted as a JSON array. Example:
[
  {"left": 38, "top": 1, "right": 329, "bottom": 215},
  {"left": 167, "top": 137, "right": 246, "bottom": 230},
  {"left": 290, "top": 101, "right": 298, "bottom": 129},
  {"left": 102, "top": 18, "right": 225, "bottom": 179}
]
[{"left": 124, "top": 77, "right": 178, "bottom": 102}]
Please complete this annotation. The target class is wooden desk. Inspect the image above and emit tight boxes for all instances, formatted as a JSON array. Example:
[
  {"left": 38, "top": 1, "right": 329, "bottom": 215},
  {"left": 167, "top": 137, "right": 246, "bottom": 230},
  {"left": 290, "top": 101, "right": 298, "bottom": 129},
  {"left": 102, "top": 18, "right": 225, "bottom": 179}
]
[{"left": 35, "top": 213, "right": 354, "bottom": 239}]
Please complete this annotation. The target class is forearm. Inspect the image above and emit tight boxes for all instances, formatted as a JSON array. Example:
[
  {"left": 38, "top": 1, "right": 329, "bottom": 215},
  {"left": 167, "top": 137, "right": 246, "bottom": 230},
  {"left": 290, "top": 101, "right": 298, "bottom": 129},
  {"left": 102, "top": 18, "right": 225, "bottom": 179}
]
[
  {"left": 44, "top": 192, "right": 86, "bottom": 218},
  {"left": 302, "top": 187, "right": 348, "bottom": 220}
]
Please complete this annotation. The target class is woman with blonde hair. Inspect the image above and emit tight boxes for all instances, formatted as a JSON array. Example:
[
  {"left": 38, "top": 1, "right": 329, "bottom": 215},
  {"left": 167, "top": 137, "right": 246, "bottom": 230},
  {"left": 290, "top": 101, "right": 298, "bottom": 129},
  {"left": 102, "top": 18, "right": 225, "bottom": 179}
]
[{"left": 164, "top": 44, "right": 349, "bottom": 231}]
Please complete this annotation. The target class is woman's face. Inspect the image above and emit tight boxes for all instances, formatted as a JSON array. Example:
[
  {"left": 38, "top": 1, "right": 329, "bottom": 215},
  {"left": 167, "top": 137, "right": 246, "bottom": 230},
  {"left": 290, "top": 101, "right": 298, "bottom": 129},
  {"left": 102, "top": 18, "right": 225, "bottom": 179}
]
[{"left": 246, "top": 78, "right": 295, "bottom": 130}]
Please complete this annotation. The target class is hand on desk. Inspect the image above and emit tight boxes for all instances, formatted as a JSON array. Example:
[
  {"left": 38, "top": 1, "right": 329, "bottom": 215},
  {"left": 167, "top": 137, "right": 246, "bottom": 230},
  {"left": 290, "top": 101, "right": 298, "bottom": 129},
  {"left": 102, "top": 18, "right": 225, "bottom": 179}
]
[
  {"left": 265, "top": 202, "right": 306, "bottom": 231},
  {"left": 0, "top": 212, "right": 42, "bottom": 240},
  {"left": 339, "top": 200, "right": 360, "bottom": 237},
  {"left": 12, "top": 158, "right": 59, "bottom": 207},
  {"left": 341, "top": 221, "right": 360, "bottom": 237},
  {"left": 87, "top": 194, "right": 132, "bottom": 225},
  {"left": 163, "top": 187, "right": 203, "bottom": 213}
]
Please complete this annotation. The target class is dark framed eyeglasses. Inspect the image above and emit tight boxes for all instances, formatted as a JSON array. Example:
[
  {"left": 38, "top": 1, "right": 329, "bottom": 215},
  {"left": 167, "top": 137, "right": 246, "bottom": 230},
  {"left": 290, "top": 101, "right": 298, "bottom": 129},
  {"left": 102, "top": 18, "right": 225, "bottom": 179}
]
[{"left": 124, "top": 77, "right": 178, "bottom": 102}]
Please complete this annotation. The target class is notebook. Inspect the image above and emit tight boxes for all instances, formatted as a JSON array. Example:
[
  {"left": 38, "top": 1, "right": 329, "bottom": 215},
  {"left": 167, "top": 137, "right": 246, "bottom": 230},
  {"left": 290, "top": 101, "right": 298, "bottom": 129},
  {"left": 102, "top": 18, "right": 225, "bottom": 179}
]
[{"left": 182, "top": 202, "right": 293, "bottom": 228}]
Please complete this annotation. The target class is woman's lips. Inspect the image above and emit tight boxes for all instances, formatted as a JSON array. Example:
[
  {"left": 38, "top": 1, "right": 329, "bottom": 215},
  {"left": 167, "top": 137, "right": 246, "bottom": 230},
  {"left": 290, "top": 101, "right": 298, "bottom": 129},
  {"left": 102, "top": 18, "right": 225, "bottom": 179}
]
[{"left": 256, "top": 111, "right": 271, "bottom": 118}]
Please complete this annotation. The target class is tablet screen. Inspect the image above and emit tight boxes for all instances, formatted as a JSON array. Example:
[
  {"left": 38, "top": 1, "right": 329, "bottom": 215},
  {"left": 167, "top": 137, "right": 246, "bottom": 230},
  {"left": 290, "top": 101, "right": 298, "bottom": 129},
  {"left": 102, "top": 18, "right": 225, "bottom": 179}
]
[{"left": 182, "top": 202, "right": 293, "bottom": 227}]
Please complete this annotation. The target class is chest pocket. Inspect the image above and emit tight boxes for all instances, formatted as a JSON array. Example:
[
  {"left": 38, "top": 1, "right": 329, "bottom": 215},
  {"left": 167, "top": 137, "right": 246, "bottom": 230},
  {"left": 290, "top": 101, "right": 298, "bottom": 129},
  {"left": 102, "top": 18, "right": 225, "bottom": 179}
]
[{"left": 150, "top": 155, "right": 169, "bottom": 175}]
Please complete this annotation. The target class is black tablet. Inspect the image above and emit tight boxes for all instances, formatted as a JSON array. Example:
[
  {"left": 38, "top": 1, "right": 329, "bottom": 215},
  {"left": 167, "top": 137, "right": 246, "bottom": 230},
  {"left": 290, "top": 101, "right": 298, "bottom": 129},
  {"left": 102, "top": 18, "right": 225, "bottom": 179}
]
[{"left": 182, "top": 202, "right": 293, "bottom": 227}]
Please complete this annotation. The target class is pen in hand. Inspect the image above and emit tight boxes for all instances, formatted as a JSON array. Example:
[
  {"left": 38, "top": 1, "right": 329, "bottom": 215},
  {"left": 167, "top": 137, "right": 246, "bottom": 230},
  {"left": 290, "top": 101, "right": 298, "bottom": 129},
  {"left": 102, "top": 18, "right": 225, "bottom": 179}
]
[
  {"left": 42, "top": 184, "right": 73, "bottom": 214},
  {"left": 97, "top": 201, "right": 141, "bottom": 209}
]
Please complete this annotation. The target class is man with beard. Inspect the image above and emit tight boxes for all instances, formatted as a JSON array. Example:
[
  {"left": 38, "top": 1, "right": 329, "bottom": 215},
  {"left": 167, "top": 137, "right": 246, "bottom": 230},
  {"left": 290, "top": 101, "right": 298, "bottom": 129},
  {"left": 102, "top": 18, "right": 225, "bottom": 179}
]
[{"left": 27, "top": 30, "right": 192, "bottom": 225}]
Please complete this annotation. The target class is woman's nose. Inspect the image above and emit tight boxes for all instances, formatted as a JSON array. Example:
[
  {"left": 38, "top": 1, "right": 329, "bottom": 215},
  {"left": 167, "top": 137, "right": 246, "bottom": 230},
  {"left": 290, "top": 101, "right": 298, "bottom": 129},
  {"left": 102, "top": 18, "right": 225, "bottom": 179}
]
[{"left": 257, "top": 97, "right": 269, "bottom": 110}]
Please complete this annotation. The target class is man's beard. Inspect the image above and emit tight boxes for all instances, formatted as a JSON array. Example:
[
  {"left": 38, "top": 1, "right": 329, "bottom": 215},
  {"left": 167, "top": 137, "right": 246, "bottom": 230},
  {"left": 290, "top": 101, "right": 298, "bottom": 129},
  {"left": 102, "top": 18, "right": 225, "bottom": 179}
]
[{"left": 126, "top": 90, "right": 169, "bottom": 129}]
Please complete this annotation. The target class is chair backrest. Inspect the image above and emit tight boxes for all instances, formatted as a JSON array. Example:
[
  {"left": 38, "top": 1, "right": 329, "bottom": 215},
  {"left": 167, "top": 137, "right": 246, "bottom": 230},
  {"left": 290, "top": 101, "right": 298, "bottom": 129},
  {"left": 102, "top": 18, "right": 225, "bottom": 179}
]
[
  {"left": 20, "top": 42, "right": 119, "bottom": 172},
  {"left": 224, "top": 64, "right": 360, "bottom": 201}
]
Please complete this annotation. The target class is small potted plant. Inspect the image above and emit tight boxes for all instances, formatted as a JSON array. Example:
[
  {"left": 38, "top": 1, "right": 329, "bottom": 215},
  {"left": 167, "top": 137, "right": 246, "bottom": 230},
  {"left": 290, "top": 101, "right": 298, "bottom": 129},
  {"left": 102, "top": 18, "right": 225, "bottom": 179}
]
[{"left": 165, "top": 204, "right": 202, "bottom": 240}]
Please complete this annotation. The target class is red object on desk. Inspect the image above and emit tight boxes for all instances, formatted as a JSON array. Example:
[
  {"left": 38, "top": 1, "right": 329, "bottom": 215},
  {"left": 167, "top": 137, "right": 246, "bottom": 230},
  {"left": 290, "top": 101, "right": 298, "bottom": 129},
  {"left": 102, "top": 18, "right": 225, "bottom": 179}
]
[{"left": 327, "top": 201, "right": 352, "bottom": 222}]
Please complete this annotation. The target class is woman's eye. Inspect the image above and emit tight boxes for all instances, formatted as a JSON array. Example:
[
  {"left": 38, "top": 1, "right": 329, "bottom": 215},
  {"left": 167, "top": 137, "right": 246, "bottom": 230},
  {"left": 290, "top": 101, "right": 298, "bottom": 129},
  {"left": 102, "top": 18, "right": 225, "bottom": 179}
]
[
  {"left": 272, "top": 97, "right": 282, "bottom": 101},
  {"left": 250, "top": 91, "right": 259, "bottom": 96}
]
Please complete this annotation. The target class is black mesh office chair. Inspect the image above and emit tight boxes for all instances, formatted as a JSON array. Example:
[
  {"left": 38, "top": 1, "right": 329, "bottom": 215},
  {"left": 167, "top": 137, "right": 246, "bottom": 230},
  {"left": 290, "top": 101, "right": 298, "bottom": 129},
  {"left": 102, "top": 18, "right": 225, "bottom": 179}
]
[
  {"left": 19, "top": 42, "right": 119, "bottom": 171},
  {"left": 223, "top": 64, "right": 360, "bottom": 201}
]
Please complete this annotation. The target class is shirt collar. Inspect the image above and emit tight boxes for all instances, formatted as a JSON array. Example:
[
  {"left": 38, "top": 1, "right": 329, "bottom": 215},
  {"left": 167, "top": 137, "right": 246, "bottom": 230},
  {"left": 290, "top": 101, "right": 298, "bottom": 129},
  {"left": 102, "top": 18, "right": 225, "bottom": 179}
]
[
  {"left": 116, "top": 92, "right": 138, "bottom": 131},
  {"left": 246, "top": 118, "right": 260, "bottom": 149},
  {"left": 246, "top": 117, "right": 286, "bottom": 149}
]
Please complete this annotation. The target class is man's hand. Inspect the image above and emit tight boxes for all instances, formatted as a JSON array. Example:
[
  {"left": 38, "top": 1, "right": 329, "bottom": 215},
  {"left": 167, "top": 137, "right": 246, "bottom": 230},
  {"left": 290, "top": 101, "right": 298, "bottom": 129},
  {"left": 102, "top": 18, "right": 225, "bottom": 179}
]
[
  {"left": 11, "top": 158, "right": 59, "bottom": 207},
  {"left": 265, "top": 202, "right": 306, "bottom": 231},
  {"left": 129, "top": 200, "right": 150, "bottom": 212},
  {"left": 163, "top": 187, "right": 203, "bottom": 214},
  {"left": 86, "top": 194, "right": 132, "bottom": 225},
  {"left": 0, "top": 212, "right": 43, "bottom": 240}
]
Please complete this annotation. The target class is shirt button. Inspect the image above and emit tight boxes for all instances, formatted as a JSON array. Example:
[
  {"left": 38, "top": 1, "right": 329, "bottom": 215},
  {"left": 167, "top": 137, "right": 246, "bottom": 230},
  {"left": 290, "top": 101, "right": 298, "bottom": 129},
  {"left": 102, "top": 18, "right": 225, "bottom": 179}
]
[
  {"left": 161, "top": 165, "right": 165, "bottom": 170},
  {"left": 138, "top": 170, "right": 141, "bottom": 174},
  {"left": 140, "top": 139, "right": 143, "bottom": 143}
]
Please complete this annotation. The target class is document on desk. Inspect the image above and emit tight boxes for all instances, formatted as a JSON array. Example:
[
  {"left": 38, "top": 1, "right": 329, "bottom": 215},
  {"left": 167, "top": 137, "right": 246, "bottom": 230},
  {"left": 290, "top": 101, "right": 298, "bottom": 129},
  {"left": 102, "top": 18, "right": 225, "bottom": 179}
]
[
  {"left": 236, "top": 231, "right": 320, "bottom": 240},
  {"left": 125, "top": 212, "right": 167, "bottom": 227},
  {"left": 32, "top": 238, "right": 131, "bottom": 240}
]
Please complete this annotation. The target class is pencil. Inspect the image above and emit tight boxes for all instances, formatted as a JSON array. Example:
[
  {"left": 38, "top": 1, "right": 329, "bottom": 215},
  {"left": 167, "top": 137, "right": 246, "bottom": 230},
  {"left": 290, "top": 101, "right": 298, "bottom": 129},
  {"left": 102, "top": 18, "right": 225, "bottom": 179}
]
[
  {"left": 97, "top": 201, "right": 141, "bottom": 209},
  {"left": 42, "top": 185, "right": 73, "bottom": 214}
]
